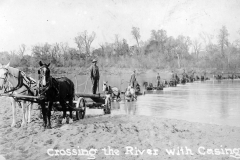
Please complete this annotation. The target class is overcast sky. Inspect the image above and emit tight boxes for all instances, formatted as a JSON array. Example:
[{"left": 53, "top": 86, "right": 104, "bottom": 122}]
[{"left": 0, "top": 0, "right": 240, "bottom": 54}]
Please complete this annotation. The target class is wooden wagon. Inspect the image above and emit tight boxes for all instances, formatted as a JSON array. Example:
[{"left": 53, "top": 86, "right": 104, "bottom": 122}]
[{"left": 0, "top": 92, "right": 111, "bottom": 120}]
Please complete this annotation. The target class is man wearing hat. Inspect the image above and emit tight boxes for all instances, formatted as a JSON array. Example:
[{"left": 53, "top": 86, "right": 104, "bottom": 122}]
[
  {"left": 90, "top": 59, "right": 100, "bottom": 94},
  {"left": 156, "top": 73, "right": 161, "bottom": 87},
  {"left": 129, "top": 70, "right": 137, "bottom": 89}
]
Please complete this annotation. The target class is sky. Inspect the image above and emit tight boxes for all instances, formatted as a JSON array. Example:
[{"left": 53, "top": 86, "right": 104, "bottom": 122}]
[{"left": 0, "top": 0, "right": 240, "bottom": 54}]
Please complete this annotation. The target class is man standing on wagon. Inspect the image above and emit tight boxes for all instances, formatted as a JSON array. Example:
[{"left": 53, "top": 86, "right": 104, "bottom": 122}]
[
  {"left": 129, "top": 70, "right": 137, "bottom": 89},
  {"left": 90, "top": 59, "right": 100, "bottom": 94}
]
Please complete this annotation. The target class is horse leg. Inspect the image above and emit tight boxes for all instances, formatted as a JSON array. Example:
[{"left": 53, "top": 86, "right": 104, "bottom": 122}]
[
  {"left": 60, "top": 101, "right": 67, "bottom": 124},
  {"left": 27, "top": 102, "right": 33, "bottom": 123},
  {"left": 25, "top": 101, "right": 28, "bottom": 121},
  {"left": 11, "top": 98, "right": 17, "bottom": 127},
  {"left": 21, "top": 101, "right": 27, "bottom": 127},
  {"left": 47, "top": 101, "right": 53, "bottom": 129},
  {"left": 68, "top": 99, "right": 73, "bottom": 124},
  {"left": 40, "top": 100, "right": 47, "bottom": 128}
]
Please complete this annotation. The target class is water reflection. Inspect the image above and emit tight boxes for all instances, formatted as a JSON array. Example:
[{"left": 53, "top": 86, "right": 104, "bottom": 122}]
[
  {"left": 124, "top": 102, "right": 137, "bottom": 115},
  {"left": 111, "top": 80, "right": 240, "bottom": 127}
]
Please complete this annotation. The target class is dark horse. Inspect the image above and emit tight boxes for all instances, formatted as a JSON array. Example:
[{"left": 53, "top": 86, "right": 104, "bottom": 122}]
[{"left": 38, "top": 61, "right": 75, "bottom": 129}]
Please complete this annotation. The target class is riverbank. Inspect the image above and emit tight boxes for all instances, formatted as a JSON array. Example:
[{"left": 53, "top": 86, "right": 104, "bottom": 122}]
[
  {"left": 21, "top": 66, "right": 213, "bottom": 76},
  {"left": 0, "top": 97, "right": 239, "bottom": 160}
]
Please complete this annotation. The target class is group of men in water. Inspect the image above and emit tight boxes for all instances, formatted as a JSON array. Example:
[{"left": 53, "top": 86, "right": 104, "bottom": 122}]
[
  {"left": 90, "top": 58, "right": 208, "bottom": 94},
  {"left": 155, "top": 69, "right": 208, "bottom": 88},
  {"left": 90, "top": 59, "right": 139, "bottom": 95}
]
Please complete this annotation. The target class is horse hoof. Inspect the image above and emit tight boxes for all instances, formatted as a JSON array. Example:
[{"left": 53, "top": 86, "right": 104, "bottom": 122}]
[
  {"left": 47, "top": 125, "right": 52, "bottom": 129},
  {"left": 11, "top": 123, "right": 16, "bottom": 127},
  {"left": 21, "top": 122, "right": 26, "bottom": 127},
  {"left": 69, "top": 118, "right": 73, "bottom": 124},
  {"left": 62, "top": 118, "right": 66, "bottom": 124}
]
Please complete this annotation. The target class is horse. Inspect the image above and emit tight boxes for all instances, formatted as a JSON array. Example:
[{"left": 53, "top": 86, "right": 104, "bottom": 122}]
[
  {"left": 196, "top": 75, "right": 200, "bottom": 81},
  {"left": 0, "top": 62, "right": 38, "bottom": 127},
  {"left": 102, "top": 82, "right": 121, "bottom": 101},
  {"left": 125, "top": 85, "right": 136, "bottom": 101},
  {"left": 38, "top": 61, "right": 75, "bottom": 129}
]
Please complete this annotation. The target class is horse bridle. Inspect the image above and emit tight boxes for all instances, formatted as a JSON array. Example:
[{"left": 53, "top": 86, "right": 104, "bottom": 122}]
[
  {"left": 38, "top": 66, "right": 53, "bottom": 95},
  {"left": 0, "top": 67, "right": 28, "bottom": 94},
  {"left": 0, "top": 68, "right": 10, "bottom": 91}
]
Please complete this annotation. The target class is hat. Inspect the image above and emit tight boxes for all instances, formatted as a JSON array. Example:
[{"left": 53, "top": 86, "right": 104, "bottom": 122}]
[{"left": 92, "top": 59, "right": 97, "bottom": 63}]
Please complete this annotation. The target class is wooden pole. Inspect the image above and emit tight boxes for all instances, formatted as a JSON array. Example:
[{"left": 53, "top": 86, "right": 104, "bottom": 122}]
[{"left": 75, "top": 93, "right": 105, "bottom": 99}]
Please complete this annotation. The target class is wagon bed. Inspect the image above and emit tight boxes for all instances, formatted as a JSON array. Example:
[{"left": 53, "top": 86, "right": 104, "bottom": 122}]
[{"left": 0, "top": 92, "right": 112, "bottom": 120}]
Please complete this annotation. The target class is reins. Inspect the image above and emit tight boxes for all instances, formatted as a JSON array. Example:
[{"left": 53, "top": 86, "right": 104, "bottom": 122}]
[
  {"left": 4, "top": 71, "right": 24, "bottom": 94},
  {"left": 1, "top": 67, "right": 37, "bottom": 96}
]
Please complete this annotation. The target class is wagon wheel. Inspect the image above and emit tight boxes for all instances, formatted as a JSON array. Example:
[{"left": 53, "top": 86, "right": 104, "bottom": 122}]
[
  {"left": 75, "top": 97, "right": 86, "bottom": 120},
  {"left": 104, "top": 97, "right": 111, "bottom": 114}
]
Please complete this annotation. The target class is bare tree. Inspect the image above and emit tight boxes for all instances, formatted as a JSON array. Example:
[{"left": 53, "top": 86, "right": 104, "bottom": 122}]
[
  {"left": 199, "top": 32, "right": 214, "bottom": 53},
  {"left": 131, "top": 27, "right": 141, "bottom": 48},
  {"left": 60, "top": 42, "right": 69, "bottom": 66},
  {"left": 218, "top": 25, "right": 229, "bottom": 57},
  {"left": 192, "top": 39, "right": 202, "bottom": 59},
  {"left": 99, "top": 43, "right": 105, "bottom": 57},
  {"left": 151, "top": 29, "right": 167, "bottom": 53},
  {"left": 74, "top": 30, "right": 96, "bottom": 55},
  {"left": 19, "top": 44, "right": 26, "bottom": 58},
  {"left": 51, "top": 43, "right": 61, "bottom": 64}
]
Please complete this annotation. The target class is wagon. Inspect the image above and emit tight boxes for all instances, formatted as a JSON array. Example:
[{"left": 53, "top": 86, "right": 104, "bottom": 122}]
[{"left": 0, "top": 92, "right": 112, "bottom": 120}]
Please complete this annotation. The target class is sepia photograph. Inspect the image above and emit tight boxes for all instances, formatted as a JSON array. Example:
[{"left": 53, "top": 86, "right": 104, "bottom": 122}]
[{"left": 0, "top": 0, "right": 240, "bottom": 159}]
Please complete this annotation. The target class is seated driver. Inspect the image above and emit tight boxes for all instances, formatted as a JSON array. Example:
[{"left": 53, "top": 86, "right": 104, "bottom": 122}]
[
  {"left": 102, "top": 81, "right": 112, "bottom": 105},
  {"left": 103, "top": 81, "right": 112, "bottom": 95}
]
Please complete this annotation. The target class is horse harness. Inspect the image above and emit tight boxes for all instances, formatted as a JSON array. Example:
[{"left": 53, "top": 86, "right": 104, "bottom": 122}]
[
  {"left": 38, "top": 76, "right": 60, "bottom": 98},
  {"left": 1, "top": 68, "right": 37, "bottom": 96}
]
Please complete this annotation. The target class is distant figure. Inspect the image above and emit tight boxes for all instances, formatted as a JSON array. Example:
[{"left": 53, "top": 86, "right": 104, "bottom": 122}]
[
  {"left": 175, "top": 73, "right": 179, "bottom": 83},
  {"left": 171, "top": 71, "right": 175, "bottom": 79},
  {"left": 90, "top": 59, "right": 100, "bottom": 94},
  {"left": 156, "top": 73, "right": 161, "bottom": 87},
  {"left": 182, "top": 69, "right": 187, "bottom": 79},
  {"left": 190, "top": 70, "right": 195, "bottom": 81},
  {"left": 129, "top": 70, "right": 137, "bottom": 89},
  {"left": 203, "top": 71, "right": 206, "bottom": 80}
]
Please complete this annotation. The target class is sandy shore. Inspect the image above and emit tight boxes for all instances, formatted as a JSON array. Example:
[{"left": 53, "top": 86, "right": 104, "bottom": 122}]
[{"left": 0, "top": 97, "right": 240, "bottom": 160}]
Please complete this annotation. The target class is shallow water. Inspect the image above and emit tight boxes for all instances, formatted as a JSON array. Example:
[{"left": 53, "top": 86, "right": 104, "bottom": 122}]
[{"left": 111, "top": 80, "right": 240, "bottom": 127}]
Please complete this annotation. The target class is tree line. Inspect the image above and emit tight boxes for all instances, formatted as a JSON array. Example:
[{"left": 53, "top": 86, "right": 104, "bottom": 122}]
[{"left": 1, "top": 26, "right": 240, "bottom": 74}]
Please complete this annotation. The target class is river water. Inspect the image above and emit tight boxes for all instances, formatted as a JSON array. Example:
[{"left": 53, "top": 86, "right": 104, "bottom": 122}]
[
  {"left": 112, "top": 80, "right": 240, "bottom": 127},
  {"left": 31, "top": 72, "right": 240, "bottom": 127}
]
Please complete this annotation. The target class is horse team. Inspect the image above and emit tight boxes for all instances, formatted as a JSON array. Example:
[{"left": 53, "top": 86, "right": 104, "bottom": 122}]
[{"left": 0, "top": 61, "right": 76, "bottom": 129}]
